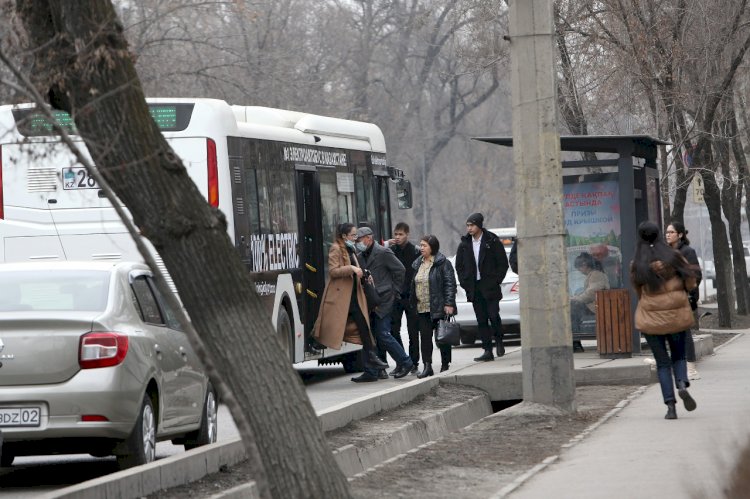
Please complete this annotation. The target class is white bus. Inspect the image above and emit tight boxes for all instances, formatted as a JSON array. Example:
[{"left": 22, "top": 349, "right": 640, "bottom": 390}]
[{"left": 0, "top": 98, "right": 412, "bottom": 370}]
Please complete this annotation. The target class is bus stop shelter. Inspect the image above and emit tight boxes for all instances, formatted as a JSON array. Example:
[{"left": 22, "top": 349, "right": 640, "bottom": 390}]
[{"left": 474, "top": 135, "right": 670, "bottom": 354}]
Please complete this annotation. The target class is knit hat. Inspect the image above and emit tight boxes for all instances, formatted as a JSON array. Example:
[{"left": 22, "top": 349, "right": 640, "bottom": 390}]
[{"left": 466, "top": 212, "right": 484, "bottom": 229}]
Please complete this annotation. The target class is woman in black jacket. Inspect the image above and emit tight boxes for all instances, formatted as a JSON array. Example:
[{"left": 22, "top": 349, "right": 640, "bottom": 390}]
[
  {"left": 666, "top": 221, "right": 703, "bottom": 380},
  {"left": 409, "top": 235, "right": 457, "bottom": 378}
]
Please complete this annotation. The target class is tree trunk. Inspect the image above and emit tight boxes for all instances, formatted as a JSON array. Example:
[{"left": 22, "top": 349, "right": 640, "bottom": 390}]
[
  {"left": 15, "top": 1, "right": 351, "bottom": 497},
  {"left": 728, "top": 95, "right": 750, "bottom": 313},
  {"left": 696, "top": 144, "right": 734, "bottom": 327}
]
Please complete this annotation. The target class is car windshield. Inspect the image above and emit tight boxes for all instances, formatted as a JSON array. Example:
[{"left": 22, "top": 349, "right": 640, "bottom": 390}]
[{"left": 0, "top": 270, "right": 110, "bottom": 312}]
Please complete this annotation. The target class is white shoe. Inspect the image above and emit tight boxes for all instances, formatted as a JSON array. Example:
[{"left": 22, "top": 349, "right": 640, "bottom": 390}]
[
  {"left": 643, "top": 358, "right": 656, "bottom": 366},
  {"left": 688, "top": 362, "right": 701, "bottom": 380}
]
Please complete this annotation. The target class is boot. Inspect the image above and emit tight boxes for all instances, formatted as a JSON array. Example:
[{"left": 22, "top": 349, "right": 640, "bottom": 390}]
[
  {"left": 366, "top": 351, "right": 388, "bottom": 369},
  {"left": 474, "top": 350, "right": 494, "bottom": 362},
  {"left": 440, "top": 364, "right": 449, "bottom": 373},
  {"left": 417, "top": 363, "right": 434, "bottom": 379},
  {"left": 496, "top": 338, "right": 505, "bottom": 357},
  {"left": 677, "top": 381, "right": 697, "bottom": 411},
  {"left": 409, "top": 363, "right": 419, "bottom": 375},
  {"left": 687, "top": 362, "right": 701, "bottom": 380},
  {"left": 665, "top": 401, "right": 677, "bottom": 420}
]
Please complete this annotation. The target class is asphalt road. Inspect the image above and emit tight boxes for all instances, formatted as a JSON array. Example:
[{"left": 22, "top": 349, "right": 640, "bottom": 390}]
[{"left": 0, "top": 337, "right": 522, "bottom": 497}]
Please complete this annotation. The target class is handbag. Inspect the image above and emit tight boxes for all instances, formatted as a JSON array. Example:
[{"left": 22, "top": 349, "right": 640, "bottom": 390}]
[
  {"left": 361, "top": 276, "right": 382, "bottom": 310},
  {"left": 434, "top": 315, "right": 460, "bottom": 347}
]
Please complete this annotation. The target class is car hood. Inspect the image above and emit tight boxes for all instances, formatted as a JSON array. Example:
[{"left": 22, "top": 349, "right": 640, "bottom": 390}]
[{"left": 0, "top": 312, "right": 100, "bottom": 386}]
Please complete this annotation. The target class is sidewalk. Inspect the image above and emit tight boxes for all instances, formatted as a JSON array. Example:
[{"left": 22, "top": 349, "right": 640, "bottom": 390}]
[{"left": 509, "top": 329, "right": 750, "bottom": 499}]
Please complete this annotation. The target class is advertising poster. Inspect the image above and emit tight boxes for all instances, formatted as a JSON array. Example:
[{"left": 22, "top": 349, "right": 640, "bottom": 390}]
[{"left": 563, "top": 173, "right": 623, "bottom": 293}]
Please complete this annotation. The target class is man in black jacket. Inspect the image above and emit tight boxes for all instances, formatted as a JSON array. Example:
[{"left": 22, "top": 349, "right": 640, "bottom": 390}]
[
  {"left": 387, "top": 222, "right": 421, "bottom": 374},
  {"left": 455, "top": 213, "right": 509, "bottom": 361},
  {"left": 354, "top": 226, "right": 413, "bottom": 381}
]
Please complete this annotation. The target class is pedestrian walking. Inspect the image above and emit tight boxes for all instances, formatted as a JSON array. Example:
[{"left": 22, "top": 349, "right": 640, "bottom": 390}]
[
  {"left": 455, "top": 213, "right": 509, "bottom": 361},
  {"left": 631, "top": 221, "right": 699, "bottom": 420},
  {"left": 312, "top": 223, "right": 388, "bottom": 372},
  {"left": 409, "top": 235, "right": 457, "bottom": 377},
  {"left": 354, "top": 226, "right": 414, "bottom": 382},
  {"left": 387, "top": 222, "right": 421, "bottom": 374},
  {"left": 666, "top": 221, "right": 703, "bottom": 380}
]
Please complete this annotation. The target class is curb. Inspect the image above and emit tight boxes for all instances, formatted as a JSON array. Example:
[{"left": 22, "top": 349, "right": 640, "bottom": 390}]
[
  {"left": 333, "top": 391, "right": 492, "bottom": 477},
  {"left": 488, "top": 385, "right": 649, "bottom": 498},
  {"left": 41, "top": 377, "right": 442, "bottom": 499}
]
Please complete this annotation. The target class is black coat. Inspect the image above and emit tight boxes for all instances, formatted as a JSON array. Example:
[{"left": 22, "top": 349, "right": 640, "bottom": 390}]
[
  {"left": 676, "top": 240, "right": 702, "bottom": 310},
  {"left": 409, "top": 252, "right": 457, "bottom": 320},
  {"left": 358, "top": 242, "right": 405, "bottom": 318},
  {"left": 509, "top": 239, "right": 518, "bottom": 274},
  {"left": 391, "top": 241, "right": 420, "bottom": 298},
  {"left": 455, "top": 229, "right": 509, "bottom": 302}
]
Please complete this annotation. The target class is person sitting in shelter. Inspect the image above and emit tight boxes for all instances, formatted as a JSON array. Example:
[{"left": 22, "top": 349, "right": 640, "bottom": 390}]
[
  {"left": 589, "top": 243, "right": 622, "bottom": 288},
  {"left": 570, "top": 252, "right": 610, "bottom": 332}
]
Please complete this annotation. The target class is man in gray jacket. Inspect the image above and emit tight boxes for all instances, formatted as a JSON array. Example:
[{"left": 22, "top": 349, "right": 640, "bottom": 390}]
[{"left": 353, "top": 226, "right": 413, "bottom": 382}]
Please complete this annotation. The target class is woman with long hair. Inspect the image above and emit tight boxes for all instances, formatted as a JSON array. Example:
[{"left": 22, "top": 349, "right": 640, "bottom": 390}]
[
  {"left": 313, "top": 223, "right": 388, "bottom": 374},
  {"left": 409, "top": 234, "right": 457, "bottom": 378},
  {"left": 631, "top": 221, "right": 698, "bottom": 419},
  {"left": 665, "top": 221, "right": 703, "bottom": 380}
]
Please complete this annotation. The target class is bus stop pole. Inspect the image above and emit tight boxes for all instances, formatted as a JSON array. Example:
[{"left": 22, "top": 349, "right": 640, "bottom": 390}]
[{"left": 509, "top": 0, "right": 576, "bottom": 411}]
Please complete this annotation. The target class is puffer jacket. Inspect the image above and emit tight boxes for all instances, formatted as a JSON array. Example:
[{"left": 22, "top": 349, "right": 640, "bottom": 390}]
[
  {"left": 632, "top": 260, "right": 697, "bottom": 335},
  {"left": 409, "top": 252, "right": 457, "bottom": 320}
]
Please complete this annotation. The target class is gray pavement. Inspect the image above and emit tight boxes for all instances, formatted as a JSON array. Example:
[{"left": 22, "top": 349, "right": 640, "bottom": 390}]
[{"left": 508, "top": 329, "right": 749, "bottom": 499}]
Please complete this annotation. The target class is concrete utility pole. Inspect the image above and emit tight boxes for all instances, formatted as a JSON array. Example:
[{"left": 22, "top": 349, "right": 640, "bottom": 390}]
[{"left": 509, "top": 0, "right": 576, "bottom": 411}]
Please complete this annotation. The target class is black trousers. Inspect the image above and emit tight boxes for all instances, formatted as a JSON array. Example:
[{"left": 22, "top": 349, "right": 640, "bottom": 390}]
[
  {"left": 349, "top": 304, "right": 375, "bottom": 352},
  {"left": 417, "top": 312, "right": 451, "bottom": 366},
  {"left": 472, "top": 285, "right": 503, "bottom": 351},
  {"left": 391, "top": 299, "right": 420, "bottom": 365}
]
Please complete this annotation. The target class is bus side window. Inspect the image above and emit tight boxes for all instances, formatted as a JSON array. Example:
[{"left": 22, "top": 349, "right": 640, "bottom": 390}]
[
  {"left": 256, "top": 168, "right": 271, "bottom": 233},
  {"left": 268, "top": 169, "right": 297, "bottom": 234},
  {"left": 245, "top": 168, "right": 261, "bottom": 235}
]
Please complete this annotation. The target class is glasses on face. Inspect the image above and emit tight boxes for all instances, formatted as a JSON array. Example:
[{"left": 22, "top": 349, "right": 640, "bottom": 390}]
[
  {"left": 347, "top": 232, "right": 357, "bottom": 238},
  {"left": 665, "top": 230, "right": 677, "bottom": 235}
]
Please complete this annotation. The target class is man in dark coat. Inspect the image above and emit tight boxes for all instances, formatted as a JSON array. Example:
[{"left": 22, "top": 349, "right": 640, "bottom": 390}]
[
  {"left": 353, "top": 226, "right": 413, "bottom": 381},
  {"left": 455, "top": 213, "right": 509, "bottom": 361},
  {"left": 387, "top": 222, "right": 421, "bottom": 374}
]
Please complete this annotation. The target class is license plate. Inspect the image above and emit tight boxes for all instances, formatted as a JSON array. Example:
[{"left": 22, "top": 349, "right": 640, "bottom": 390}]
[
  {"left": 0, "top": 407, "right": 41, "bottom": 427},
  {"left": 62, "top": 167, "right": 99, "bottom": 190}
]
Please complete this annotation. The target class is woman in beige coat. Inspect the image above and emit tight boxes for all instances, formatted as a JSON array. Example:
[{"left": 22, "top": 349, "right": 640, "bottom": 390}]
[
  {"left": 313, "top": 223, "right": 386, "bottom": 370},
  {"left": 631, "top": 221, "right": 698, "bottom": 420}
]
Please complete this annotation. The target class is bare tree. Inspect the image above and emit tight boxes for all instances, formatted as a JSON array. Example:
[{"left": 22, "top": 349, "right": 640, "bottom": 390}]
[{"left": 8, "top": 1, "right": 351, "bottom": 497}]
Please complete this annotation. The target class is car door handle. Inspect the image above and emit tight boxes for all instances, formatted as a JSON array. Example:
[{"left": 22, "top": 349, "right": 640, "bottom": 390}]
[
  {"left": 179, "top": 346, "right": 188, "bottom": 361},
  {"left": 154, "top": 344, "right": 162, "bottom": 356}
]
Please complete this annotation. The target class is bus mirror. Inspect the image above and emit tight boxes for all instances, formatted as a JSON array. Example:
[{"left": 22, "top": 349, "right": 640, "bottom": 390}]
[{"left": 396, "top": 180, "right": 412, "bottom": 209}]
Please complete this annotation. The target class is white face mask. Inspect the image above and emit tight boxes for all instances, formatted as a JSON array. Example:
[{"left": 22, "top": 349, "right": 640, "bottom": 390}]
[
  {"left": 356, "top": 242, "right": 368, "bottom": 252},
  {"left": 345, "top": 240, "right": 356, "bottom": 250}
]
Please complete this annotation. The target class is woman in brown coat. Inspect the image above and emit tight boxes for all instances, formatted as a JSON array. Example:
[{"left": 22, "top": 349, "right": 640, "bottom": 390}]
[
  {"left": 312, "top": 223, "right": 387, "bottom": 370},
  {"left": 631, "top": 221, "right": 698, "bottom": 420}
]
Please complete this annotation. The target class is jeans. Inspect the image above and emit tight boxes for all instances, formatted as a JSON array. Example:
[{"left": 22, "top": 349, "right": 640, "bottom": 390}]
[
  {"left": 472, "top": 285, "right": 503, "bottom": 351},
  {"left": 365, "top": 313, "right": 413, "bottom": 375},
  {"left": 417, "top": 313, "right": 452, "bottom": 367},
  {"left": 391, "top": 299, "right": 420, "bottom": 365},
  {"left": 643, "top": 332, "right": 689, "bottom": 404}
]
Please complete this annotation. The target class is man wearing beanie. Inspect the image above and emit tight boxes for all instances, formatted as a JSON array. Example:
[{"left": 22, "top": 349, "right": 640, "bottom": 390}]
[{"left": 455, "top": 213, "right": 509, "bottom": 361}]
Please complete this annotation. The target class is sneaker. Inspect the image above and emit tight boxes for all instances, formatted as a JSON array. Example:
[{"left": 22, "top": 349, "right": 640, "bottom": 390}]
[
  {"left": 687, "top": 362, "right": 701, "bottom": 380},
  {"left": 474, "top": 350, "right": 494, "bottom": 362}
]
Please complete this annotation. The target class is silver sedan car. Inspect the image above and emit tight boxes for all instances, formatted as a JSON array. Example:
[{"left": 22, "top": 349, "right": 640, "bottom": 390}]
[{"left": 0, "top": 261, "right": 217, "bottom": 469}]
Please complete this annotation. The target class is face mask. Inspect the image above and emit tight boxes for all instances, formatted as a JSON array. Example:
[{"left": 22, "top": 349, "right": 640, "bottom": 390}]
[
  {"left": 345, "top": 240, "right": 356, "bottom": 250},
  {"left": 356, "top": 242, "right": 368, "bottom": 252}
]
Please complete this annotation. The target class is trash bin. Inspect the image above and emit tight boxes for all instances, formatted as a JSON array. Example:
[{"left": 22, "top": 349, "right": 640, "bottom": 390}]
[{"left": 595, "top": 289, "right": 633, "bottom": 358}]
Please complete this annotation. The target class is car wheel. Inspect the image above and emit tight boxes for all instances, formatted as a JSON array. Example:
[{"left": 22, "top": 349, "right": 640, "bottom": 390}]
[
  {"left": 0, "top": 448, "right": 15, "bottom": 467},
  {"left": 342, "top": 351, "right": 364, "bottom": 373},
  {"left": 277, "top": 306, "right": 293, "bottom": 362},
  {"left": 184, "top": 382, "right": 218, "bottom": 450},
  {"left": 117, "top": 394, "right": 156, "bottom": 469}
]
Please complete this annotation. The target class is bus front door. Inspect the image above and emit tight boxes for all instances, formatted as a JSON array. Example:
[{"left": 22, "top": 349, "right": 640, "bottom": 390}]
[{"left": 296, "top": 170, "right": 325, "bottom": 343}]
